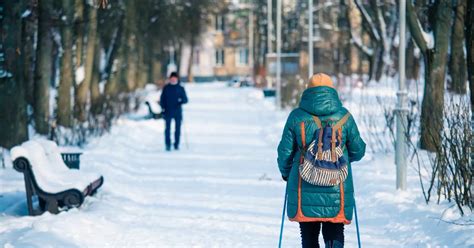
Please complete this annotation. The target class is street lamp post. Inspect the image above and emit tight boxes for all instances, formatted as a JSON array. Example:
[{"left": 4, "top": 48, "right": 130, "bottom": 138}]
[
  {"left": 267, "top": 0, "right": 272, "bottom": 54},
  {"left": 276, "top": 0, "right": 282, "bottom": 109},
  {"left": 308, "top": 0, "right": 313, "bottom": 78},
  {"left": 396, "top": 0, "right": 407, "bottom": 190}
]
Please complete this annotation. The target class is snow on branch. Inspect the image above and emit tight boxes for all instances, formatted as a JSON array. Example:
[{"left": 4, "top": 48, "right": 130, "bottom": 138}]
[
  {"left": 350, "top": 29, "right": 374, "bottom": 56},
  {"left": 417, "top": 20, "right": 434, "bottom": 49},
  {"left": 406, "top": 0, "right": 431, "bottom": 53}
]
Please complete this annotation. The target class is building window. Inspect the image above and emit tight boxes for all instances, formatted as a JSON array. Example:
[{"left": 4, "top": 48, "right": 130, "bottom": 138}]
[
  {"left": 236, "top": 47, "right": 248, "bottom": 66},
  {"left": 215, "top": 49, "right": 224, "bottom": 66},
  {"left": 215, "top": 15, "right": 224, "bottom": 32}
]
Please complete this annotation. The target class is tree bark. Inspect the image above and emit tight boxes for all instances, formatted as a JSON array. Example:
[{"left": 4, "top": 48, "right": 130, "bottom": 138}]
[
  {"left": 58, "top": 0, "right": 75, "bottom": 128},
  {"left": 34, "top": 0, "right": 54, "bottom": 135},
  {"left": 347, "top": 0, "right": 362, "bottom": 75},
  {"left": 137, "top": 34, "right": 148, "bottom": 89},
  {"left": 465, "top": 0, "right": 474, "bottom": 208},
  {"left": 152, "top": 41, "right": 164, "bottom": 86},
  {"left": 449, "top": 0, "right": 467, "bottom": 94},
  {"left": 90, "top": 37, "right": 102, "bottom": 115},
  {"left": 21, "top": 1, "right": 36, "bottom": 106},
  {"left": 467, "top": 0, "right": 474, "bottom": 108},
  {"left": 124, "top": 1, "right": 138, "bottom": 91},
  {"left": 75, "top": 3, "right": 97, "bottom": 122},
  {"left": 104, "top": 29, "right": 124, "bottom": 97},
  {"left": 405, "top": 38, "right": 420, "bottom": 81},
  {"left": 187, "top": 36, "right": 195, "bottom": 83},
  {"left": 0, "top": 1, "right": 28, "bottom": 149},
  {"left": 407, "top": 0, "right": 453, "bottom": 151},
  {"left": 74, "top": 0, "right": 85, "bottom": 68}
]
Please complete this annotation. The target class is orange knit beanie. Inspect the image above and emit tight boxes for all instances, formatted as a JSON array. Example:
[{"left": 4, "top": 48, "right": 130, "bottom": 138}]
[{"left": 307, "top": 73, "right": 334, "bottom": 89}]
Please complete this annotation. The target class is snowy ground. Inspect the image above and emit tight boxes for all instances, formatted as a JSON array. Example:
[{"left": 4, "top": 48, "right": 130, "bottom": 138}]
[{"left": 1, "top": 83, "right": 473, "bottom": 247}]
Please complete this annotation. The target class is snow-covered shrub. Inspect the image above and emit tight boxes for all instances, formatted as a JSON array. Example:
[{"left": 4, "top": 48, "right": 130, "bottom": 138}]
[{"left": 52, "top": 91, "right": 146, "bottom": 147}]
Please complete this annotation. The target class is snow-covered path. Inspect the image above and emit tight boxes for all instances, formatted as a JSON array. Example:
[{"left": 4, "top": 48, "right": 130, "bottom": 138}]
[
  {"left": 0, "top": 84, "right": 299, "bottom": 247},
  {"left": 1, "top": 83, "right": 473, "bottom": 247}
]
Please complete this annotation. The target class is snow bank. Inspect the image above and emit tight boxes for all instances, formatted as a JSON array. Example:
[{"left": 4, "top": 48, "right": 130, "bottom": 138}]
[{"left": 10, "top": 140, "right": 101, "bottom": 193}]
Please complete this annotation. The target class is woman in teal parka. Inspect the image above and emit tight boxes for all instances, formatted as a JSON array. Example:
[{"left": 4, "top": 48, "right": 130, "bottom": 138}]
[{"left": 277, "top": 73, "right": 366, "bottom": 248}]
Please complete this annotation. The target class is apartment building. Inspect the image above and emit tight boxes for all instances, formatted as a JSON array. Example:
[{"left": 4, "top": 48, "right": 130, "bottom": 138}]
[{"left": 179, "top": 1, "right": 253, "bottom": 82}]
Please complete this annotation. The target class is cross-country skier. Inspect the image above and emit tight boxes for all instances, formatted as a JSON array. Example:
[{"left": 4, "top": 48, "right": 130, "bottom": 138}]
[
  {"left": 160, "top": 72, "right": 188, "bottom": 151},
  {"left": 277, "top": 73, "right": 366, "bottom": 248}
]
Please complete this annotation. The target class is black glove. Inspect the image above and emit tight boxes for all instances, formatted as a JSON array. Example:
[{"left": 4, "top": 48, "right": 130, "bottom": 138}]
[{"left": 282, "top": 175, "right": 288, "bottom": 182}]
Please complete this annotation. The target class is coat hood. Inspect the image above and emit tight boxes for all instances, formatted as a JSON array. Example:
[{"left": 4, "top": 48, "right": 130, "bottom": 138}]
[{"left": 299, "top": 86, "right": 342, "bottom": 116}]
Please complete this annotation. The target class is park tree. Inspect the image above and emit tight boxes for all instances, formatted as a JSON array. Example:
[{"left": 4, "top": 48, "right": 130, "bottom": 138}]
[
  {"left": 466, "top": 0, "right": 474, "bottom": 108},
  {"left": 407, "top": 0, "right": 453, "bottom": 152},
  {"left": 58, "top": 0, "right": 75, "bottom": 128},
  {"left": 0, "top": 1, "right": 28, "bottom": 149},
  {"left": 448, "top": 0, "right": 467, "bottom": 94},
  {"left": 34, "top": 0, "right": 54, "bottom": 135},
  {"left": 75, "top": 2, "right": 98, "bottom": 122}
]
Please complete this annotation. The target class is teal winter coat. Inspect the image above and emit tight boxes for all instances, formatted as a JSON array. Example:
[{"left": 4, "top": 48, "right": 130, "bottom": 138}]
[{"left": 277, "top": 86, "right": 366, "bottom": 223}]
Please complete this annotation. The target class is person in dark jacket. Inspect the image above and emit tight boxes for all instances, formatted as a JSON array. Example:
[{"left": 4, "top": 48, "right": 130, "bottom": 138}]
[
  {"left": 160, "top": 72, "right": 188, "bottom": 151},
  {"left": 277, "top": 73, "right": 366, "bottom": 248}
]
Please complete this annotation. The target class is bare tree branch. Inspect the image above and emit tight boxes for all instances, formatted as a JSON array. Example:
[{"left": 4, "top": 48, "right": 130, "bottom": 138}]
[
  {"left": 406, "top": 0, "right": 429, "bottom": 54},
  {"left": 354, "top": 0, "right": 381, "bottom": 41}
]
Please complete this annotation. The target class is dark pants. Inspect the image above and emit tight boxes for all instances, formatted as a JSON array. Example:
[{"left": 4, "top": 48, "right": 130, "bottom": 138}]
[
  {"left": 299, "top": 222, "right": 344, "bottom": 248},
  {"left": 164, "top": 115, "right": 182, "bottom": 149}
]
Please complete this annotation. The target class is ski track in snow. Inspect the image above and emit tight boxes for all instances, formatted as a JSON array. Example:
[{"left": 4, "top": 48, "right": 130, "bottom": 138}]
[{"left": 1, "top": 83, "right": 473, "bottom": 247}]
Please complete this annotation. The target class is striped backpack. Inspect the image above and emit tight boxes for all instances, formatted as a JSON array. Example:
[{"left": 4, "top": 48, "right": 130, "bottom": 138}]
[{"left": 299, "top": 112, "right": 351, "bottom": 186}]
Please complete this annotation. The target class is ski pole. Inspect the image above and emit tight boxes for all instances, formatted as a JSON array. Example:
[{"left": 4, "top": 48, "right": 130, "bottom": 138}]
[
  {"left": 354, "top": 198, "right": 361, "bottom": 248},
  {"left": 278, "top": 188, "right": 287, "bottom": 248}
]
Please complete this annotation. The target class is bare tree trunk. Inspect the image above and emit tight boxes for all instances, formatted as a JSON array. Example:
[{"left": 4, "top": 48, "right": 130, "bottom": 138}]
[
  {"left": 449, "top": 0, "right": 467, "bottom": 94},
  {"left": 144, "top": 33, "right": 154, "bottom": 85},
  {"left": 90, "top": 37, "right": 102, "bottom": 115},
  {"left": 465, "top": 0, "right": 474, "bottom": 208},
  {"left": 468, "top": 0, "right": 474, "bottom": 107},
  {"left": 137, "top": 35, "right": 148, "bottom": 88},
  {"left": 124, "top": 1, "right": 138, "bottom": 91},
  {"left": 21, "top": 1, "right": 36, "bottom": 106},
  {"left": 407, "top": 0, "right": 453, "bottom": 151},
  {"left": 0, "top": 1, "right": 28, "bottom": 149},
  {"left": 352, "top": 0, "right": 383, "bottom": 82},
  {"left": 187, "top": 37, "right": 195, "bottom": 83},
  {"left": 34, "top": 0, "right": 54, "bottom": 135},
  {"left": 347, "top": 0, "right": 362, "bottom": 75},
  {"left": 58, "top": 0, "right": 75, "bottom": 128},
  {"left": 405, "top": 39, "right": 420, "bottom": 81},
  {"left": 75, "top": 4, "right": 97, "bottom": 122},
  {"left": 152, "top": 41, "right": 163, "bottom": 85},
  {"left": 74, "top": 0, "right": 85, "bottom": 68},
  {"left": 104, "top": 13, "right": 124, "bottom": 97}
]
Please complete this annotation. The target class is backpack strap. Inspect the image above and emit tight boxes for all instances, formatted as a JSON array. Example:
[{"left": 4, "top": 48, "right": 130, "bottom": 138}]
[
  {"left": 312, "top": 116, "right": 322, "bottom": 129},
  {"left": 300, "top": 122, "right": 306, "bottom": 164},
  {"left": 330, "top": 112, "right": 351, "bottom": 162},
  {"left": 333, "top": 112, "right": 351, "bottom": 130},
  {"left": 312, "top": 116, "right": 324, "bottom": 159}
]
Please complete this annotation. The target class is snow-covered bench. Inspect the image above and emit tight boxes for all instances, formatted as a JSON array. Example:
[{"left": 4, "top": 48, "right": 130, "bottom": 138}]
[
  {"left": 11, "top": 140, "right": 104, "bottom": 216},
  {"left": 145, "top": 101, "right": 163, "bottom": 119}
]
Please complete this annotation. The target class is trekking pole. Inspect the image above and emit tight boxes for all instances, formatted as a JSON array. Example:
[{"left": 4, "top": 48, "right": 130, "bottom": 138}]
[
  {"left": 278, "top": 186, "right": 288, "bottom": 248},
  {"left": 354, "top": 198, "right": 362, "bottom": 248}
]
